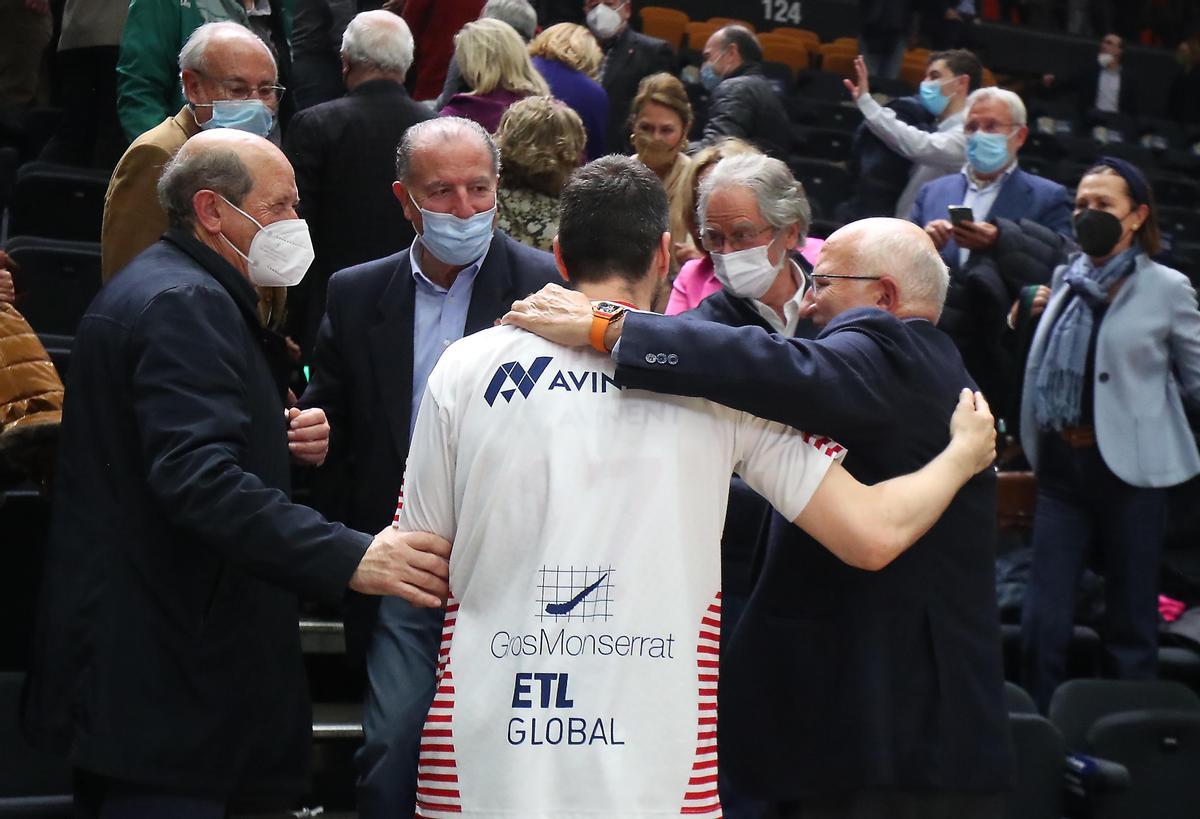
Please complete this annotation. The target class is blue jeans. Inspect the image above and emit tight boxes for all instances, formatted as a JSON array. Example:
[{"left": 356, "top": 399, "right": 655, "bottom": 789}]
[
  {"left": 1021, "top": 434, "right": 1165, "bottom": 712},
  {"left": 355, "top": 597, "right": 443, "bottom": 818}
]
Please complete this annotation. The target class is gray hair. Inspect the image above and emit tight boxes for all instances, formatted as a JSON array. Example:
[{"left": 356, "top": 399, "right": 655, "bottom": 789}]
[
  {"left": 482, "top": 0, "right": 538, "bottom": 42},
  {"left": 965, "top": 86, "right": 1027, "bottom": 127},
  {"left": 395, "top": 117, "right": 501, "bottom": 183},
  {"left": 178, "top": 21, "right": 274, "bottom": 75},
  {"left": 853, "top": 220, "right": 950, "bottom": 313},
  {"left": 157, "top": 145, "right": 254, "bottom": 231},
  {"left": 341, "top": 10, "right": 414, "bottom": 76},
  {"left": 697, "top": 153, "right": 811, "bottom": 239}
]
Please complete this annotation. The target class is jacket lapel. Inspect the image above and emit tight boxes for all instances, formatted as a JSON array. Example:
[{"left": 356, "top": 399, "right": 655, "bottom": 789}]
[
  {"left": 987, "top": 168, "right": 1031, "bottom": 223},
  {"left": 368, "top": 253, "right": 417, "bottom": 463},
  {"left": 464, "top": 233, "right": 515, "bottom": 334}
]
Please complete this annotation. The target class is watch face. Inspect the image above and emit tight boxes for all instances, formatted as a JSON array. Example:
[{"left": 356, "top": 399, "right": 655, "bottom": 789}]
[{"left": 593, "top": 300, "right": 623, "bottom": 316}]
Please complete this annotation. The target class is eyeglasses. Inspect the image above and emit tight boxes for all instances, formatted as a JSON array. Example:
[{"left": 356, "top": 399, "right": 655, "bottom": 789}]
[
  {"left": 202, "top": 75, "right": 286, "bottom": 103},
  {"left": 810, "top": 273, "right": 882, "bottom": 292},
  {"left": 415, "top": 182, "right": 497, "bottom": 209},
  {"left": 700, "top": 224, "right": 774, "bottom": 252},
  {"left": 964, "top": 120, "right": 1016, "bottom": 135}
]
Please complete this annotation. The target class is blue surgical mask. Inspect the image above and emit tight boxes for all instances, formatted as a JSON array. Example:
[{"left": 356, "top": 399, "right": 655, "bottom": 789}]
[
  {"left": 966, "top": 131, "right": 1012, "bottom": 174},
  {"left": 410, "top": 193, "right": 495, "bottom": 267},
  {"left": 197, "top": 99, "right": 275, "bottom": 138},
  {"left": 919, "top": 79, "right": 951, "bottom": 116},
  {"left": 700, "top": 63, "right": 721, "bottom": 92}
]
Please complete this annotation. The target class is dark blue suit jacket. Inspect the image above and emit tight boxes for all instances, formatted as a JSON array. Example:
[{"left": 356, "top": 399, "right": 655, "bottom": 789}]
[
  {"left": 909, "top": 166, "right": 1073, "bottom": 277},
  {"left": 299, "top": 232, "right": 560, "bottom": 655},
  {"left": 613, "top": 307, "right": 1012, "bottom": 797}
]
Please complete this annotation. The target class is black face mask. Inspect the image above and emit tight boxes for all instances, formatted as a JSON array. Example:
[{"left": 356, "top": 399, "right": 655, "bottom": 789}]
[{"left": 1073, "top": 208, "right": 1126, "bottom": 258}]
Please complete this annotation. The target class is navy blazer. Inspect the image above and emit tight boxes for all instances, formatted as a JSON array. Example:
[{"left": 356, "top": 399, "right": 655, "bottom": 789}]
[
  {"left": 301, "top": 231, "right": 561, "bottom": 536},
  {"left": 909, "top": 166, "right": 1073, "bottom": 277},
  {"left": 26, "top": 231, "right": 368, "bottom": 794},
  {"left": 613, "top": 308, "right": 1012, "bottom": 797}
]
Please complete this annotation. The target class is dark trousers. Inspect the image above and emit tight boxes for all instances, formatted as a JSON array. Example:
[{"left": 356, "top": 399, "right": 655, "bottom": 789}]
[
  {"left": 355, "top": 597, "right": 442, "bottom": 818},
  {"left": 765, "top": 789, "right": 1005, "bottom": 819},
  {"left": 38, "top": 46, "right": 125, "bottom": 169},
  {"left": 1021, "top": 434, "right": 1165, "bottom": 712},
  {"left": 73, "top": 770, "right": 227, "bottom": 819}
]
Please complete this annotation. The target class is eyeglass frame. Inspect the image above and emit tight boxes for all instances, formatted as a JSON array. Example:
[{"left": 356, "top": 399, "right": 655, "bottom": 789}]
[
  {"left": 963, "top": 119, "right": 1018, "bottom": 136},
  {"left": 195, "top": 73, "right": 286, "bottom": 104},
  {"left": 809, "top": 273, "right": 883, "bottom": 292},
  {"left": 699, "top": 223, "right": 776, "bottom": 253}
]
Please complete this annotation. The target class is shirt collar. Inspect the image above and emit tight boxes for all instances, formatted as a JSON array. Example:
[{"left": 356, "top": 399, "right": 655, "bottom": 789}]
[
  {"left": 409, "top": 235, "right": 487, "bottom": 293},
  {"left": 962, "top": 160, "right": 1019, "bottom": 192},
  {"left": 750, "top": 257, "right": 808, "bottom": 335}
]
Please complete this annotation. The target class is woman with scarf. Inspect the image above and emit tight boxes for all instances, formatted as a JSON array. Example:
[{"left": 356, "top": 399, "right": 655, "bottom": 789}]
[{"left": 1019, "top": 157, "right": 1200, "bottom": 712}]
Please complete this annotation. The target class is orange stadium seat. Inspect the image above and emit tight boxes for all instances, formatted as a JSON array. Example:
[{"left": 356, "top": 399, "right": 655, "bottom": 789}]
[
  {"left": 685, "top": 21, "right": 720, "bottom": 50},
  {"left": 820, "top": 50, "right": 857, "bottom": 77},
  {"left": 640, "top": 6, "right": 688, "bottom": 24},
  {"left": 708, "top": 17, "right": 755, "bottom": 31},
  {"left": 830, "top": 37, "right": 858, "bottom": 49},
  {"left": 982, "top": 67, "right": 997, "bottom": 87},
  {"left": 769, "top": 27, "right": 820, "bottom": 50},
  {"left": 761, "top": 40, "right": 810, "bottom": 74},
  {"left": 640, "top": 11, "right": 687, "bottom": 50}
]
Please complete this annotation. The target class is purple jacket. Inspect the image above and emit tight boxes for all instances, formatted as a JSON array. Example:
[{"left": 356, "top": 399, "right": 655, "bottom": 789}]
[{"left": 439, "top": 89, "right": 525, "bottom": 133}]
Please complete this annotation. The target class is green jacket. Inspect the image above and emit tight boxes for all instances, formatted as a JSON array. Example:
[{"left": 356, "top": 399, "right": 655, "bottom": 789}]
[{"left": 116, "top": 0, "right": 292, "bottom": 142}]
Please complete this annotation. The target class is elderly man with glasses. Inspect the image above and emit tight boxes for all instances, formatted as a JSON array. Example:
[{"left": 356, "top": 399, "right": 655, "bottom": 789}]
[{"left": 102, "top": 21, "right": 286, "bottom": 287}]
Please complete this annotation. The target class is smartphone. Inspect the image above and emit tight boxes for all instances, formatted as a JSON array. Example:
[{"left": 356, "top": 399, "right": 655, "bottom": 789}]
[{"left": 948, "top": 205, "right": 974, "bottom": 226}]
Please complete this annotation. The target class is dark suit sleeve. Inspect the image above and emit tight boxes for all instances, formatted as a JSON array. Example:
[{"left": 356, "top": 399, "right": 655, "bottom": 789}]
[
  {"left": 1038, "top": 181, "right": 1074, "bottom": 240},
  {"left": 909, "top": 179, "right": 932, "bottom": 225},
  {"left": 614, "top": 309, "right": 902, "bottom": 439},
  {"left": 299, "top": 268, "right": 351, "bottom": 465},
  {"left": 132, "top": 284, "right": 368, "bottom": 605},
  {"left": 283, "top": 109, "right": 323, "bottom": 229}
]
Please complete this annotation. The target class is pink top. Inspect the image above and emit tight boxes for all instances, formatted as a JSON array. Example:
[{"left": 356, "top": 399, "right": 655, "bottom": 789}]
[{"left": 666, "top": 237, "right": 825, "bottom": 316}]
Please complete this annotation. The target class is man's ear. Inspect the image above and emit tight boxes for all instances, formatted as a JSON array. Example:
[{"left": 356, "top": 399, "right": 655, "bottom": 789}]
[
  {"left": 180, "top": 68, "right": 204, "bottom": 104},
  {"left": 393, "top": 181, "right": 418, "bottom": 224},
  {"left": 552, "top": 236, "right": 570, "bottom": 282},
  {"left": 192, "top": 189, "right": 224, "bottom": 235},
  {"left": 656, "top": 231, "right": 671, "bottom": 280},
  {"left": 876, "top": 276, "right": 900, "bottom": 313}
]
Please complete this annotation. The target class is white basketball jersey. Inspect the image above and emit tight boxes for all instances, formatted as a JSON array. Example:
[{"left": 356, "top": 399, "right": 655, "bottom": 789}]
[{"left": 396, "top": 325, "right": 844, "bottom": 818}]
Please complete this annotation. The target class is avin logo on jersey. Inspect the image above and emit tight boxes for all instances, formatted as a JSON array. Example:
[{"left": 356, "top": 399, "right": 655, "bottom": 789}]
[
  {"left": 537, "top": 566, "right": 614, "bottom": 622},
  {"left": 484, "top": 357, "right": 553, "bottom": 406}
]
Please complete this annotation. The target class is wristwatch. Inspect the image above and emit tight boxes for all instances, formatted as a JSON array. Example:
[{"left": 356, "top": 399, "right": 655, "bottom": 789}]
[{"left": 589, "top": 301, "right": 627, "bottom": 353}]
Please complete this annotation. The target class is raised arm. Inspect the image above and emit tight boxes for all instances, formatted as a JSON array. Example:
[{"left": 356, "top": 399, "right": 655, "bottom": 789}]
[{"left": 794, "top": 389, "right": 995, "bottom": 570}]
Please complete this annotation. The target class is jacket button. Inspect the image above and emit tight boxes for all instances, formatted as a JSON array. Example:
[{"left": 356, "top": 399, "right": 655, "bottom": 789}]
[
  {"left": 645, "top": 353, "right": 656, "bottom": 364},
  {"left": 655, "top": 353, "right": 668, "bottom": 364},
  {"left": 667, "top": 353, "right": 679, "bottom": 365},
  {"left": 1098, "top": 372, "right": 1110, "bottom": 383}
]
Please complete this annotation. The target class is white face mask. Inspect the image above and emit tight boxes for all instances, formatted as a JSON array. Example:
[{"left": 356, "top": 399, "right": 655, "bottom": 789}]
[
  {"left": 586, "top": 2, "right": 624, "bottom": 40},
  {"left": 218, "top": 195, "right": 315, "bottom": 287},
  {"left": 711, "top": 239, "right": 782, "bottom": 300},
  {"left": 1097, "top": 52, "right": 1115, "bottom": 69}
]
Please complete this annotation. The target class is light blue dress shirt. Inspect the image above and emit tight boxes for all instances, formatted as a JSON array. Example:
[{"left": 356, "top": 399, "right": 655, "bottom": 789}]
[
  {"left": 410, "top": 236, "right": 485, "bottom": 436},
  {"left": 959, "top": 161, "right": 1018, "bottom": 268}
]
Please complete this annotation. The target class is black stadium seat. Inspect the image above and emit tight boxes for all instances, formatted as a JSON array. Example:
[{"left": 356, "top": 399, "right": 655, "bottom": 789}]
[
  {"left": 1151, "top": 174, "right": 1200, "bottom": 209},
  {"left": 791, "top": 126, "right": 853, "bottom": 162},
  {"left": 787, "top": 157, "right": 852, "bottom": 220},
  {"left": 1049, "top": 679, "right": 1200, "bottom": 819},
  {"left": 4, "top": 236, "right": 101, "bottom": 337},
  {"left": 8, "top": 162, "right": 109, "bottom": 244},
  {"left": 1005, "top": 712, "right": 1065, "bottom": 819},
  {"left": 792, "top": 69, "right": 848, "bottom": 102}
]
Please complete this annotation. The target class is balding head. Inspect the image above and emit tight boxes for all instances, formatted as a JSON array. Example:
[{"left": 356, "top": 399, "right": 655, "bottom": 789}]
[
  {"left": 159, "top": 130, "right": 299, "bottom": 276},
  {"left": 179, "top": 22, "right": 279, "bottom": 126},
  {"left": 809, "top": 218, "right": 949, "bottom": 325},
  {"left": 394, "top": 117, "right": 500, "bottom": 184}
]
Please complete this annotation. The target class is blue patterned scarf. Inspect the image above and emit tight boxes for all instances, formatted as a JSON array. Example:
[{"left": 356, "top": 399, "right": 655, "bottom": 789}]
[{"left": 1033, "top": 248, "right": 1139, "bottom": 430}]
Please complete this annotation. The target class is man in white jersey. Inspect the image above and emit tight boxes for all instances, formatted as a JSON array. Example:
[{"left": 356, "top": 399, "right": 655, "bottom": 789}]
[{"left": 393, "top": 156, "right": 995, "bottom": 818}]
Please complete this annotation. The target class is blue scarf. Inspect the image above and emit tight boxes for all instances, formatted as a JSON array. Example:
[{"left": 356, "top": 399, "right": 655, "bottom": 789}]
[{"left": 1033, "top": 248, "right": 1139, "bottom": 431}]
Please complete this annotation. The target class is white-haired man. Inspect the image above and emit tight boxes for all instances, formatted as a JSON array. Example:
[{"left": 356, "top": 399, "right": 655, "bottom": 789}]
[
  {"left": 909, "top": 85, "right": 1073, "bottom": 415},
  {"left": 283, "top": 9, "right": 434, "bottom": 354},
  {"left": 503, "top": 216, "right": 1013, "bottom": 818},
  {"left": 102, "top": 21, "right": 281, "bottom": 282}
]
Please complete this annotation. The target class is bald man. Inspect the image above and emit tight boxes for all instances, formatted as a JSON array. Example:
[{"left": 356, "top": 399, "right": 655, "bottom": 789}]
[
  {"left": 25, "top": 130, "right": 450, "bottom": 818},
  {"left": 505, "top": 217, "right": 1012, "bottom": 818}
]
